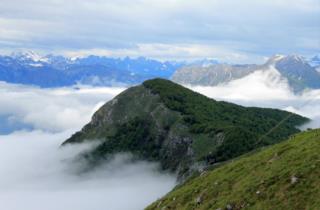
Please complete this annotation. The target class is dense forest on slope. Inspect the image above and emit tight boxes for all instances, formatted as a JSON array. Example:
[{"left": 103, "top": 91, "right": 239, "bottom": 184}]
[
  {"left": 63, "top": 79, "right": 308, "bottom": 176},
  {"left": 143, "top": 79, "right": 308, "bottom": 162}
]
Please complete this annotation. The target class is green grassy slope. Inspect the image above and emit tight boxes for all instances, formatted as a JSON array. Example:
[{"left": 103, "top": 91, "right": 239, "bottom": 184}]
[{"left": 147, "top": 129, "right": 320, "bottom": 210}]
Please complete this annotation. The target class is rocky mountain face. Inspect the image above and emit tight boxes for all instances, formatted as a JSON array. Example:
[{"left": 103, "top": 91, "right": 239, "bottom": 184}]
[
  {"left": 146, "top": 128, "right": 320, "bottom": 210},
  {"left": 171, "top": 64, "right": 257, "bottom": 86},
  {"left": 62, "top": 79, "right": 308, "bottom": 178},
  {"left": 269, "top": 55, "right": 320, "bottom": 91},
  {"left": 172, "top": 55, "right": 320, "bottom": 92}
]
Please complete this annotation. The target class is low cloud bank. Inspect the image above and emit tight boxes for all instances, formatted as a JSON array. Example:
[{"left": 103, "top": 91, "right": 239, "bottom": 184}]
[
  {"left": 0, "top": 82, "right": 125, "bottom": 133},
  {"left": 0, "top": 82, "right": 175, "bottom": 210},
  {"left": 0, "top": 72, "right": 319, "bottom": 210},
  {"left": 188, "top": 69, "right": 320, "bottom": 129},
  {"left": 0, "top": 130, "right": 176, "bottom": 210}
]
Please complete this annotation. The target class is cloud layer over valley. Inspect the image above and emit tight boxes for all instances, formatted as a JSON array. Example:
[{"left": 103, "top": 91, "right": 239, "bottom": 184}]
[
  {"left": 0, "top": 83, "right": 175, "bottom": 210},
  {"left": 0, "top": 130, "right": 175, "bottom": 210},
  {"left": 188, "top": 69, "right": 320, "bottom": 129},
  {"left": 0, "top": 72, "right": 319, "bottom": 210},
  {"left": 0, "top": 82, "right": 124, "bottom": 133}
]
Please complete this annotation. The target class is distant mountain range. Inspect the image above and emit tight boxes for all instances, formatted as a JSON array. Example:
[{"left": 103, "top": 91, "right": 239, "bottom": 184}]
[
  {"left": 0, "top": 51, "right": 183, "bottom": 87},
  {"left": 172, "top": 55, "right": 320, "bottom": 92},
  {"left": 0, "top": 51, "right": 319, "bottom": 91},
  {"left": 0, "top": 51, "right": 220, "bottom": 87}
]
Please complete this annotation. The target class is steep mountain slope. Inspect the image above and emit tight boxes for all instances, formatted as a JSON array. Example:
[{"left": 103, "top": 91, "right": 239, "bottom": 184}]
[
  {"left": 146, "top": 129, "right": 320, "bottom": 210},
  {"left": 269, "top": 55, "right": 320, "bottom": 91},
  {"left": 63, "top": 79, "right": 308, "bottom": 177},
  {"left": 172, "top": 55, "right": 320, "bottom": 92}
]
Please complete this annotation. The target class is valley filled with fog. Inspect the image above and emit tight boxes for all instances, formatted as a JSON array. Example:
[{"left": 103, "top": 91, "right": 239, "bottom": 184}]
[
  {"left": 0, "top": 83, "right": 176, "bottom": 210},
  {"left": 189, "top": 69, "right": 320, "bottom": 129},
  {"left": 0, "top": 70, "right": 319, "bottom": 210}
]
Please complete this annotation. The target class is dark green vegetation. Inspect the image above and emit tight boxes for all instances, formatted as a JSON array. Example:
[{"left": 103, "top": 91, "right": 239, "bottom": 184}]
[
  {"left": 146, "top": 129, "right": 320, "bottom": 210},
  {"left": 63, "top": 79, "right": 308, "bottom": 177}
]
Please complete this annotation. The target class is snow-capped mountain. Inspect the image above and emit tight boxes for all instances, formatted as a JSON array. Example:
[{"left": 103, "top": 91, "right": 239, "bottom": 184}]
[
  {"left": 0, "top": 52, "right": 185, "bottom": 87},
  {"left": 11, "top": 51, "right": 49, "bottom": 63},
  {"left": 172, "top": 54, "right": 320, "bottom": 92},
  {"left": 2, "top": 52, "right": 319, "bottom": 91}
]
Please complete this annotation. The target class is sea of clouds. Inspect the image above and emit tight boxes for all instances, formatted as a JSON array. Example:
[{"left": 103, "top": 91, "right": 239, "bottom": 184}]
[
  {"left": 0, "top": 82, "right": 176, "bottom": 210},
  {"left": 0, "top": 69, "right": 319, "bottom": 210},
  {"left": 188, "top": 69, "right": 320, "bottom": 129}
]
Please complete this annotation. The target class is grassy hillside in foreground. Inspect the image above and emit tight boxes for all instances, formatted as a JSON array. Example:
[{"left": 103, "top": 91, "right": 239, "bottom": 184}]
[{"left": 146, "top": 129, "right": 320, "bottom": 210}]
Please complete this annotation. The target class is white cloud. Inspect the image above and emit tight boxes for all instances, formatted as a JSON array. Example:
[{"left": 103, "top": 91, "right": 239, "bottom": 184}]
[
  {"left": 0, "top": 72, "right": 319, "bottom": 210},
  {"left": 0, "top": 130, "right": 176, "bottom": 210},
  {"left": 0, "top": 0, "right": 319, "bottom": 61},
  {"left": 0, "top": 82, "right": 177, "bottom": 210},
  {"left": 189, "top": 67, "right": 292, "bottom": 101},
  {"left": 187, "top": 69, "right": 320, "bottom": 129},
  {"left": 0, "top": 82, "right": 125, "bottom": 132},
  {"left": 63, "top": 43, "right": 265, "bottom": 63}
]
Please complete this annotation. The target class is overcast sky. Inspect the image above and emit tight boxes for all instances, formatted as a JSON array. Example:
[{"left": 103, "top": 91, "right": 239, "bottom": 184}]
[{"left": 0, "top": 0, "right": 319, "bottom": 62}]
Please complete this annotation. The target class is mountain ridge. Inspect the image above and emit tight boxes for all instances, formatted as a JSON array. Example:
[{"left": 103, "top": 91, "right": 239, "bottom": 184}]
[
  {"left": 0, "top": 52, "right": 185, "bottom": 87},
  {"left": 2, "top": 52, "right": 319, "bottom": 91},
  {"left": 62, "top": 79, "right": 308, "bottom": 177}
]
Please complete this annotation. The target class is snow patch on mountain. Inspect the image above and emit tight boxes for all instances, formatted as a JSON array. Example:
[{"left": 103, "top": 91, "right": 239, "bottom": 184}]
[{"left": 11, "top": 51, "right": 49, "bottom": 63}]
